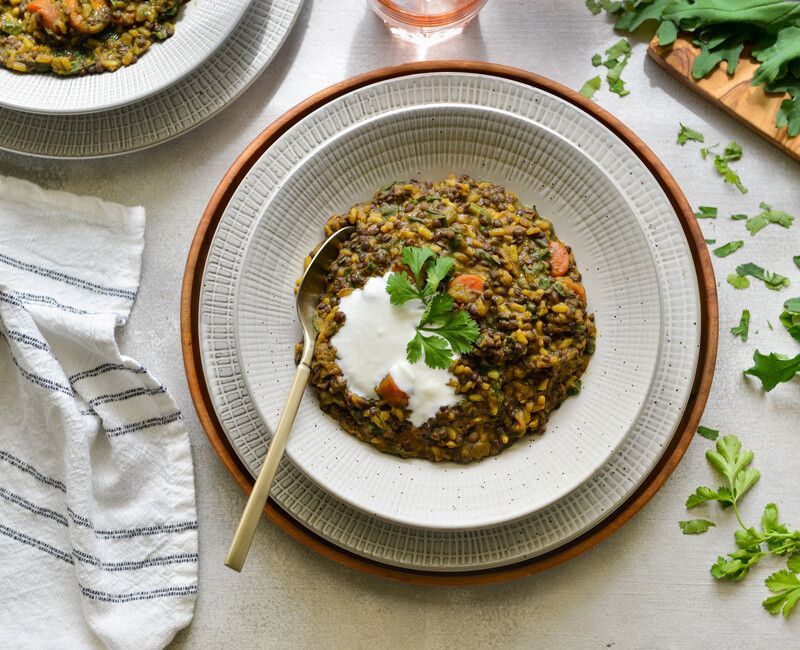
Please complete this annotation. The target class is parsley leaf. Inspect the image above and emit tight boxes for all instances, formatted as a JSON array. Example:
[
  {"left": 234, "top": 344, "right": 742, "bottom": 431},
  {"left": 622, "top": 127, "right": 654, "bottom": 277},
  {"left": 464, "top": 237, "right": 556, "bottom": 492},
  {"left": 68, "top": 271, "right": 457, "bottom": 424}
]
[
  {"left": 695, "top": 205, "right": 718, "bottom": 219},
  {"left": 736, "top": 262, "right": 790, "bottom": 290},
  {"left": 677, "top": 123, "right": 705, "bottom": 145},
  {"left": 744, "top": 350, "right": 800, "bottom": 392},
  {"left": 680, "top": 519, "right": 716, "bottom": 535},
  {"left": 714, "top": 240, "right": 744, "bottom": 257},
  {"left": 746, "top": 202, "right": 794, "bottom": 236},
  {"left": 579, "top": 75, "right": 602, "bottom": 99},
  {"left": 731, "top": 309, "right": 750, "bottom": 342},
  {"left": 727, "top": 273, "right": 750, "bottom": 289},
  {"left": 697, "top": 425, "right": 719, "bottom": 441}
]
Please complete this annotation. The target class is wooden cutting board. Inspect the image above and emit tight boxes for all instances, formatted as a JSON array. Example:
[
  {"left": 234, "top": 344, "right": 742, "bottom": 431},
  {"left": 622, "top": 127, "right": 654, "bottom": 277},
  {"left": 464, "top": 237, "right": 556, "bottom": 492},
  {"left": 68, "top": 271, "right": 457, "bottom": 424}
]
[{"left": 648, "top": 35, "right": 800, "bottom": 162}]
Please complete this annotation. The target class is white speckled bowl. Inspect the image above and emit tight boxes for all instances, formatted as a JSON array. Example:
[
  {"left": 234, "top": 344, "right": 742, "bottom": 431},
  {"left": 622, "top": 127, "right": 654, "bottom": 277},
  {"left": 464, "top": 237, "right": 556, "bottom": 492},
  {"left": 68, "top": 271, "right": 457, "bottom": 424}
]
[
  {"left": 233, "top": 102, "right": 663, "bottom": 530},
  {"left": 0, "top": 0, "right": 251, "bottom": 115}
]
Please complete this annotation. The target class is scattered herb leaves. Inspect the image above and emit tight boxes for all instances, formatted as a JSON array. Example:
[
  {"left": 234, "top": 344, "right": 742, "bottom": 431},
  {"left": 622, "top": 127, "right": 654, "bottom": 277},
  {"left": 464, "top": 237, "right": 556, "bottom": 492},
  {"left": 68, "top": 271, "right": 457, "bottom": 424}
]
[
  {"left": 731, "top": 309, "right": 750, "bottom": 341},
  {"left": 697, "top": 425, "right": 720, "bottom": 441},
  {"left": 714, "top": 240, "right": 744, "bottom": 257},
  {"left": 746, "top": 202, "right": 795, "bottom": 236},
  {"left": 680, "top": 519, "right": 717, "bottom": 535},
  {"left": 677, "top": 123, "right": 705, "bottom": 145},
  {"left": 731, "top": 213, "right": 748, "bottom": 221},
  {"left": 727, "top": 273, "right": 750, "bottom": 289},
  {"left": 579, "top": 75, "right": 602, "bottom": 99},
  {"left": 591, "top": 53, "right": 602, "bottom": 66},
  {"left": 695, "top": 205, "right": 718, "bottom": 219},
  {"left": 714, "top": 142, "right": 747, "bottom": 193},
  {"left": 736, "top": 262, "right": 790, "bottom": 290}
]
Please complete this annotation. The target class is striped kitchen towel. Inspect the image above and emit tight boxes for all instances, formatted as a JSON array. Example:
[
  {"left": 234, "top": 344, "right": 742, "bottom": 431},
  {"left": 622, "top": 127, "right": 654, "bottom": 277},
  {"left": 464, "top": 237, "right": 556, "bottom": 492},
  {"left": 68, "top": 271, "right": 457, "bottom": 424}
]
[{"left": 0, "top": 176, "right": 198, "bottom": 649}]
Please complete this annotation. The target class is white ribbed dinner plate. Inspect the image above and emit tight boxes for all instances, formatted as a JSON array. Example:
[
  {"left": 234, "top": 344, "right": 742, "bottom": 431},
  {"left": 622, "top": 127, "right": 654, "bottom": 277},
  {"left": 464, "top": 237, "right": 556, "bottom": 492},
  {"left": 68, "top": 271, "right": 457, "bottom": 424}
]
[
  {"left": 0, "top": 0, "right": 303, "bottom": 157},
  {"left": 196, "top": 71, "right": 702, "bottom": 569},
  {"left": 235, "top": 104, "right": 662, "bottom": 530},
  {"left": 0, "top": 0, "right": 251, "bottom": 114}
]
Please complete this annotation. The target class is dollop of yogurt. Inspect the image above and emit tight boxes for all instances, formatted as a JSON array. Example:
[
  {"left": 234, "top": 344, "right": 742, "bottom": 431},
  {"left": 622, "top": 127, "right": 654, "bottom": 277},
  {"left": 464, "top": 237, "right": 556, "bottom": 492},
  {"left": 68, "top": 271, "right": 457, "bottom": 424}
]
[{"left": 331, "top": 273, "right": 460, "bottom": 426}]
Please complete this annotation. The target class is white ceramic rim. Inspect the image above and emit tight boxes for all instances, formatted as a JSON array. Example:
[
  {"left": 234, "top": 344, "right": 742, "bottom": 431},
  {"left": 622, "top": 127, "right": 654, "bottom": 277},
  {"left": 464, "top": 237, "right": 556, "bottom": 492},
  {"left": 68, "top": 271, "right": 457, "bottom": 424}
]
[
  {"left": 233, "top": 102, "right": 665, "bottom": 530},
  {"left": 0, "top": 0, "right": 304, "bottom": 158},
  {"left": 0, "top": 0, "right": 252, "bottom": 115},
  {"left": 196, "top": 71, "right": 702, "bottom": 571}
]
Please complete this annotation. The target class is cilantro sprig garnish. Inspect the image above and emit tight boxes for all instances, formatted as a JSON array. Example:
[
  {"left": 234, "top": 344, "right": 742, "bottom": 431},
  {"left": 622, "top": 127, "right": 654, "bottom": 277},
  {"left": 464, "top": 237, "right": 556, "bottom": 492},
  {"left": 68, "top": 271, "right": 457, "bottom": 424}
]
[
  {"left": 386, "top": 246, "right": 479, "bottom": 370},
  {"left": 682, "top": 433, "right": 800, "bottom": 617}
]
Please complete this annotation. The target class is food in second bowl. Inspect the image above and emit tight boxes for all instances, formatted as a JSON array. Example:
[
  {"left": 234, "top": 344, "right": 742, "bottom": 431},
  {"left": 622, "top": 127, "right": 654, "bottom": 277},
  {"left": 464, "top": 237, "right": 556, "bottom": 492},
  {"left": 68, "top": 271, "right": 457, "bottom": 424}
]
[
  {"left": 302, "top": 176, "right": 596, "bottom": 463},
  {"left": 0, "top": 0, "right": 186, "bottom": 75}
]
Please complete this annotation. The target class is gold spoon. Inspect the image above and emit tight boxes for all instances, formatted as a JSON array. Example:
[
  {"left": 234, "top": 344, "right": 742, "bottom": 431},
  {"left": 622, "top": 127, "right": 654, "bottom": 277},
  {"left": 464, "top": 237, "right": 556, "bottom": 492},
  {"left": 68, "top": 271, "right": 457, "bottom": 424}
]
[{"left": 225, "top": 225, "right": 355, "bottom": 572}]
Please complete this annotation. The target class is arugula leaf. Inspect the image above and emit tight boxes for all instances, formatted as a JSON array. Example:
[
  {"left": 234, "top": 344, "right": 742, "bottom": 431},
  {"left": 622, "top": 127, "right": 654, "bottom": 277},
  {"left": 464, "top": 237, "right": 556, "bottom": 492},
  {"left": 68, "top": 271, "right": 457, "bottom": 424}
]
[
  {"left": 697, "top": 425, "right": 720, "bottom": 440},
  {"left": 656, "top": 19, "right": 679, "bottom": 46},
  {"left": 731, "top": 309, "right": 750, "bottom": 341},
  {"left": 693, "top": 34, "right": 745, "bottom": 79},
  {"left": 736, "top": 262, "right": 790, "bottom": 290},
  {"left": 713, "top": 240, "right": 744, "bottom": 257},
  {"left": 406, "top": 331, "right": 424, "bottom": 365},
  {"left": 695, "top": 205, "right": 718, "bottom": 219},
  {"left": 680, "top": 519, "right": 716, "bottom": 535},
  {"left": 746, "top": 202, "right": 794, "bottom": 235},
  {"left": 614, "top": 0, "right": 670, "bottom": 32},
  {"left": 744, "top": 350, "right": 800, "bottom": 391},
  {"left": 677, "top": 123, "right": 705, "bottom": 145},
  {"left": 776, "top": 95, "right": 800, "bottom": 137},
  {"left": 579, "top": 75, "right": 602, "bottom": 99},
  {"left": 585, "top": 0, "right": 602, "bottom": 15},
  {"left": 752, "top": 27, "right": 800, "bottom": 87},
  {"left": 763, "top": 570, "right": 800, "bottom": 618},
  {"left": 727, "top": 273, "right": 750, "bottom": 289}
]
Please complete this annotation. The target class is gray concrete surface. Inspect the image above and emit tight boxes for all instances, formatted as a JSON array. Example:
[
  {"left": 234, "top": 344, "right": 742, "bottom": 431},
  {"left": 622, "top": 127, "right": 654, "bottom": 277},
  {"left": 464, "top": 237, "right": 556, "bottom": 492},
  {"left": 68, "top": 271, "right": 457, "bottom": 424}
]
[{"left": 2, "top": 1, "right": 799, "bottom": 647}]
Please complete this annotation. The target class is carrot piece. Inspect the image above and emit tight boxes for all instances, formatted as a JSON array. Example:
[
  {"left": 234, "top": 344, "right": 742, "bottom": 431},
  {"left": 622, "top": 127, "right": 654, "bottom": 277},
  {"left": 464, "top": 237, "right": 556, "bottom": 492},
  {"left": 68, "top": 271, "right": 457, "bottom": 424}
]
[
  {"left": 548, "top": 241, "right": 570, "bottom": 277},
  {"left": 449, "top": 274, "right": 485, "bottom": 293},
  {"left": 27, "top": 0, "right": 67, "bottom": 34},
  {"left": 558, "top": 277, "right": 586, "bottom": 305},
  {"left": 376, "top": 374, "right": 409, "bottom": 408}
]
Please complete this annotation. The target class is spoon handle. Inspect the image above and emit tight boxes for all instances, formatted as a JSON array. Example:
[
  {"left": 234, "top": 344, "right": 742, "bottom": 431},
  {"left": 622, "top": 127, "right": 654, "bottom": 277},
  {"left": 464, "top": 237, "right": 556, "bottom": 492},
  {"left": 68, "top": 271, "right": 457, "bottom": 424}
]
[{"left": 225, "top": 362, "right": 311, "bottom": 572}]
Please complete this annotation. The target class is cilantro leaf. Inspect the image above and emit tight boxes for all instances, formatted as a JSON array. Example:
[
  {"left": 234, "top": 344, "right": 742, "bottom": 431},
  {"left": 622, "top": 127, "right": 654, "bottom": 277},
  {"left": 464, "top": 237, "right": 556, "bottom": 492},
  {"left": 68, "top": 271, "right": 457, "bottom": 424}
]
[
  {"left": 416, "top": 333, "right": 453, "bottom": 370},
  {"left": 421, "top": 309, "right": 480, "bottom": 355},
  {"left": 697, "top": 425, "right": 719, "bottom": 441},
  {"left": 763, "top": 570, "right": 800, "bottom": 618},
  {"left": 386, "top": 271, "right": 420, "bottom": 305},
  {"left": 680, "top": 519, "right": 716, "bottom": 535},
  {"left": 677, "top": 123, "right": 705, "bottom": 145},
  {"left": 714, "top": 156, "right": 747, "bottom": 193},
  {"left": 736, "top": 262, "right": 790, "bottom": 290},
  {"left": 706, "top": 435, "right": 760, "bottom": 505},
  {"left": 695, "top": 205, "right": 718, "bottom": 219},
  {"left": 744, "top": 350, "right": 800, "bottom": 392},
  {"left": 727, "top": 273, "right": 750, "bottom": 289},
  {"left": 686, "top": 485, "right": 733, "bottom": 510},
  {"left": 711, "top": 547, "right": 765, "bottom": 581},
  {"left": 746, "top": 202, "right": 794, "bottom": 236},
  {"left": 402, "top": 246, "right": 435, "bottom": 285},
  {"left": 714, "top": 240, "right": 743, "bottom": 257},
  {"left": 406, "top": 331, "right": 424, "bottom": 365},
  {"left": 420, "top": 292, "right": 453, "bottom": 327},
  {"left": 422, "top": 256, "right": 455, "bottom": 296},
  {"left": 731, "top": 213, "right": 748, "bottom": 221},
  {"left": 579, "top": 75, "right": 602, "bottom": 99},
  {"left": 730, "top": 309, "right": 750, "bottom": 341}
]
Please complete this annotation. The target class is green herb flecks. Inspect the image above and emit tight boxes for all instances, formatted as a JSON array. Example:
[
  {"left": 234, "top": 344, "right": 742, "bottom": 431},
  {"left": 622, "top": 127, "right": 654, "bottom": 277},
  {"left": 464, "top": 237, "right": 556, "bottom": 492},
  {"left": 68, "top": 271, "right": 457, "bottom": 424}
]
[
  {"left": 677, "top": 123, "right": 705, "bottom": 145},
  {"left": 736, "top": 262, "right": 790, "bottom": 291},
  {"left": 579, "top": 75, "right": 602, "bottom": 99},
  {"left": 731, "top": 309, "right": 750, "bottom": 341},
  {"left": 680, "top": 519, "right": 717, "bottom": 535},
  {"left": 386, "top": 246, "right": 479, "bottom": 370},
  {"left": 746, "top": 202, "right": 794, "bottom": 236},
  {"left": 695, "top": 205, "right": 718, "bottom": 219},
  {"left": 714, "top": 142, "right": 747, "bottom": 193},
  {"left": 697, "top": 425, "right": 720, "bottom": 441},
  {"left": 714, "top": 240, "right": 744, "bottom": 257},
  {"left": 727, "top": 273, "right": 750, "bottom": 289}
]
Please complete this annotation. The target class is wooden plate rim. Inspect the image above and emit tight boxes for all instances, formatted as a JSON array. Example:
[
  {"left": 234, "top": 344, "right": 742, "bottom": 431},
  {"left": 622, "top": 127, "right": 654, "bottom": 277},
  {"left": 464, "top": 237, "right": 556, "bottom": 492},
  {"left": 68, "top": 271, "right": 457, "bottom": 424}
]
[{"left": 180, "top": 60, "right": 718, "bottom": 586}]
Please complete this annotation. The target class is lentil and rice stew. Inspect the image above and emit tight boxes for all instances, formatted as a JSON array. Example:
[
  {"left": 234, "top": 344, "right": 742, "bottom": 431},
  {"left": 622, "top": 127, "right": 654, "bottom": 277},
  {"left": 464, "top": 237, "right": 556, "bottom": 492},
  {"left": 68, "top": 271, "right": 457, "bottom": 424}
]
[
  {"left": 0, "top": 0, "right": 186, "bottom": 75},
  {"left": 302, "top": 176, "right": 596, "bottom": 463}
]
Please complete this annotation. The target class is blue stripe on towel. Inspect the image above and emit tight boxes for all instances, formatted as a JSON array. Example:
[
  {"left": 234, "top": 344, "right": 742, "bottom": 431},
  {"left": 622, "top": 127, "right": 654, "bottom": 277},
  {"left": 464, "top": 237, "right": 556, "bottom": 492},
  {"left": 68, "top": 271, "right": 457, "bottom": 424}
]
[
  {"left": 80, "top": 584, "right": 198, "bottom": 603},
  {"left": 68, "top": 362, "right": 147, "bottom": 384},
  {"left": 1, "top": 328, "right": 50, "bottom": 352},
  {"left": 0, "top": 486, "right": 68, "bottom": 526},
  {"left": 0, "top": 333, "right": 73, "bottom": 396},
  {"left": 0, "top": 252, "right": 136, "bottom": 300},
  {"left": 0, "top": 289, "right": 89, "bottom": 315},
  {"left": 0, "top": 450, "right": 67, "bottom": 492},
  {"left": 68, "top": 508, "right": 198, "bottom": 539},
  {"left": 0, "top": 522, "right": 73, "bottom": 564},
  {"left": 105, "top": 412, "right": 182, "bottom": 437},
  {"left": 73, "top": 549, "right": 199, "bottom": 572},
  {"left": 88, "top": 386, "right": 167, "bottom": 407}
]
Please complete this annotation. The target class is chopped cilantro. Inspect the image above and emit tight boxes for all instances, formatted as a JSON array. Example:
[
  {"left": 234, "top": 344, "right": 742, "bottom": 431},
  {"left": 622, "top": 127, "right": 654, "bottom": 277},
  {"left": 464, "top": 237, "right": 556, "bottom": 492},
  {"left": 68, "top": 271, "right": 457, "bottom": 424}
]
[
  {"left": 731, "top": 309, "right": 750, "bottom": 341},
  {"left": 579, "top": 76, "right": 602, "bottom": 99},
  {"left": 713, "top": 142, "right": 747, "bottom": 193},
  {"left": 705, "top": 238, "right": 716, "bottom": 244},
  {"left": 746, "top": 202, "right": 794, "bottom": 236},
  {"left": 731, "top": 213, "right": 748, "bottom": 221},
  {"left": 680, "top": 519, "right": 717, "bottom": 535},
  {"left": 727, "top": 273, "right": 750, "bottom": 289},
  {"left": 697, "top": 425, "right": 720, "bottom": 441},
  {"left": 713, "top": 240, "right": 744, "bottom": 257},
  {"left": 736, "top": 262, "right": 790, "bottom": 290},
  {"left": 677, "top": 123, "right": 705, "bottom": 145},
  {"left": 695, "top": 205, "right": 718, "bottom": 219},
  {"left": 592, "top": 53, "right": 602, "bottom": 67}
]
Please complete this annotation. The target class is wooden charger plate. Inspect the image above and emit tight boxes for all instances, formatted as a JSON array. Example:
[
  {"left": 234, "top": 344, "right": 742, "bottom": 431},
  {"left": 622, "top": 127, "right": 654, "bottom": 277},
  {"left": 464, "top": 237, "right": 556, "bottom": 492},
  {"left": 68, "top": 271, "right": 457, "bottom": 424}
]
[{"left": 181, "top": 60, "right": 718, "bottom": 586}]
